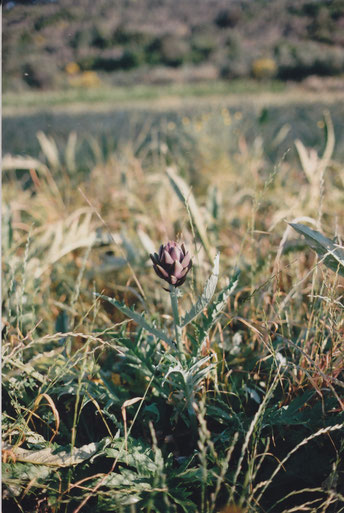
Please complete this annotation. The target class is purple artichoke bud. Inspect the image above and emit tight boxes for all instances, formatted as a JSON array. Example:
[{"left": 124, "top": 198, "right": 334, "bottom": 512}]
[{"left": 150, "top": 241, "right": 192, "bottom": 287}]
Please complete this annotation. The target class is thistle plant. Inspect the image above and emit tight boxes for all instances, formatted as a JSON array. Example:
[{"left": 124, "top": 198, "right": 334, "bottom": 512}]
[
  {"left": 96, "top": 240, "right": 239, "bottom": 354},
  {"left": 95, "top": 240, "right": 239, "bottom": 441},
  {"left": 150, "top": 241, "right": 192, "bottom": 356}
]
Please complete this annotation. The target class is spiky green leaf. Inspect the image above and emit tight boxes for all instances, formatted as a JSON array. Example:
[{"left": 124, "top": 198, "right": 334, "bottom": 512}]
[
  {"left": 202, "top": 268, "right": 240, "bottom": 329},
  {"left": 181, "top": 253, "right": 220, "bottom": 328},
  {"left": 94, "top": 293, "right": 174, "bottom": 347},
  {"left": 2, "top": 440, "right": 104, "bottom": 467},
  {"left": 289, "top": 223, "right": 344, "bottom": 277}
]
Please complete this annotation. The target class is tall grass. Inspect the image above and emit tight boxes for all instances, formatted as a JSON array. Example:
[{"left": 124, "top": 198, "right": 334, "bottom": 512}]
[{"left": 2, "top": 107, "right": 344, "bottom": 513}]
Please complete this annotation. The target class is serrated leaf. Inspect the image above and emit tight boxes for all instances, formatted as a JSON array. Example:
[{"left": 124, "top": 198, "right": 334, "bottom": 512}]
[
  {"left": 104, "top": 438, "right": 157, "bottom": 474},
  {"left": 202, "top": 269, "right": 240, "bottom": 329},
  {"left": 2, "top": 441, "right": 103, "bottom": 467},
  {"left": 265, "top": 390, "right": 318, "bottom": 427},
  {"left": 95, "top": 293, "right": 174, "bottom": 347},
  {"left": 163, "top": 355, "right": 213, "bottom": 389},
  {"left": 289, "top": 223, "right": 344, "bottom": 277},
  {"left": 163, "top": 363, "right": 186, "bottom": 385},
  {"left": 2, "top": 461, "right": 53, "bottom": 496},
  {"left": 102, "top": 469, "right": 151, "bottom": 490},
  {"left": 195, "top": 270, "right": 239, "bottom": 352},
  {"left": 181, "top": 253, "right": 220, "bottom": 328}
]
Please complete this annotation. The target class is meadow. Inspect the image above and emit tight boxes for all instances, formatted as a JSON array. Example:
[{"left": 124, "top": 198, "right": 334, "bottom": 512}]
[{"left": 2, "top": 89, "right": 344, "bottom": 513}]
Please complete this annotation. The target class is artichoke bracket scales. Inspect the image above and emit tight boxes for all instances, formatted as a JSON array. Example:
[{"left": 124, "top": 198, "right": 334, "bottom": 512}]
[{"left": 150, "top": 241, "right": 192, "bottom": 287}]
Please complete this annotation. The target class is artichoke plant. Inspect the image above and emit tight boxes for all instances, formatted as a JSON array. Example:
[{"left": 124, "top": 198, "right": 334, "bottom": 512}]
[{"left": 150, "top": 241, "right": 192, "bottom": 287}]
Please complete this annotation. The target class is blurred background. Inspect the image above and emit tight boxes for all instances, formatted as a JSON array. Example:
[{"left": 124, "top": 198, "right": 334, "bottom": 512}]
[
  {"left": 4, "top": 0, "right": 344, "bottom": 91},
  {"left": 3, "top": 0, "right": 344, "bottom": 160}
]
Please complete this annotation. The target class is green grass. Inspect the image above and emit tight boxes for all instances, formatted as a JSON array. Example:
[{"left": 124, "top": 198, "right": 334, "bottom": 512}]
[
  {"left": 2, "top": 102, "right": 344, "bottom": 513},
  {"left": 2, "top": 80, "right": 286, "bottom": 109}
]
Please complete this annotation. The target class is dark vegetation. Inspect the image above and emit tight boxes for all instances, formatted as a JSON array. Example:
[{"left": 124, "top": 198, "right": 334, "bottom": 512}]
[{"left": 3, "top": 0, "right": 344, "bottom": 91}]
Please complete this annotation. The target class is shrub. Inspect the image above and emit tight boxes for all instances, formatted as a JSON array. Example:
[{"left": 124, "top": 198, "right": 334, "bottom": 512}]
[
  {"left": 18, "top": 30, "right": 34, "bottom": 48},
  {"left": 65, "top": 61, "right": 80, "bottom": 75},
  {"left": 70, "top": 28, "right": 93, "bottom": 49},
  {"left": 224, "top": 31, "right": 242, "bottom": 58},
  {"left": 214, "top": 7, "right": 242, "bottom": 28},
  {"left": 112, "top": 24, "right": 152, "bottom": 46},
  {"left": 220, "top": 58, "right": 251, "bottom": 79},
  {"left": 190, "top": 27, "right": 217, "bottom": 63},
  {"left": 68, "top": 70, "right": 101, "bottom": 88},
  {"left": 159, "top": 35, "right": 190, "bottom": 67},
  {"left": 252, "top": 58, "right": 277, "bottom": 80},
  {"left": 82, "top": 48, "right": 144, "bottom": 72},
  {"left": 220, "top": 33, "right": 250, "bottom": 80},
  {"left": 77, "top": 54, "right": 97, "bottom": 71},
  {"left": 146, "top": 34, "right": 190, "bottom": 67},
  {"left": 22, "top": 56, "right": 57, "bottom": 89},
  {"left": 33, "top": 8, "right": 74, "bottom": 32},
  {"left": 90, "top": 24, "right": 112, "bottom": 49},
  {"left": 275, "top": 40, "right": 344, "bottom": 80},
  {"left": 119, "top": 48, "right": 144, "bottom": 70}
]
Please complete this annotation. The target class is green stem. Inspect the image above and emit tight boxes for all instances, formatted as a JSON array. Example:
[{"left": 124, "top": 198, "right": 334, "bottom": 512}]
[{"left": 169, "top": 284, "right": 184, "bottom": 358}]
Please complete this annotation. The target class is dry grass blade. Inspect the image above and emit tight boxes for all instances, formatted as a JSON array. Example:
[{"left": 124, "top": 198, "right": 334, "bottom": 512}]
[
  {"left": 166, "top": 166, "right": 214, "bottom": 261},
  {"left": 122, "top": 397, "right": 144, "bottom": 456},
  {"left": 65, "top": 131, "right": 78, "bottom": 173},
  {"left": 37, "top": 131, "right": 60, "bottom": 170},
  {"left": 229, "top": 368, "right": 283, "bottom": 504},
  {"left": 33, "top": 209, "right": 95, "bottom": 277},
  {"left": 30, "top": 394, "right": 60, "bottom": 443},
  {"left": 2, "top": 155, "right": 49, "bottom": 174}
]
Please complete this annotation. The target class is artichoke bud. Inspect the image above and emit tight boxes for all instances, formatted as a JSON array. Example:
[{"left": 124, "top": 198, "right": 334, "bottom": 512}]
[{"left": 150, "top": 241, "right": 192, "bottom": 287}]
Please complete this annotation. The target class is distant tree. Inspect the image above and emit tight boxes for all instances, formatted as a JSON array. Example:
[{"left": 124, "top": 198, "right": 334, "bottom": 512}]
[{"left": 214, "top": 7, "right": 242, "bottom": 28}]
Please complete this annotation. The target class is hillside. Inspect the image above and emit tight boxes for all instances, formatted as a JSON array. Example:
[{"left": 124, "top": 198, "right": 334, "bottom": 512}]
[{"left": 3, "top": 0, "right": 344, "bottom": 92}]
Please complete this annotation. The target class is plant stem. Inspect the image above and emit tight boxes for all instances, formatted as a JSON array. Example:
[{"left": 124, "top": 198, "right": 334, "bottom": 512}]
[{"left": 169, "top": 284, "right": 184, "bottom": 358}]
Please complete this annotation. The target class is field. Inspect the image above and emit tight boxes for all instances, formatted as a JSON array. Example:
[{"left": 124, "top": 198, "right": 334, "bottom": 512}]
[{"left": 2, "top": 85, "right": 344, "bottom": 513}]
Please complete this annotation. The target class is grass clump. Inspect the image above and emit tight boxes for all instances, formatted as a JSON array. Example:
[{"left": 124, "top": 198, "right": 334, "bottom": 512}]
[{"left": 2, "top": 108, "right": 344, "bottom": 513}]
